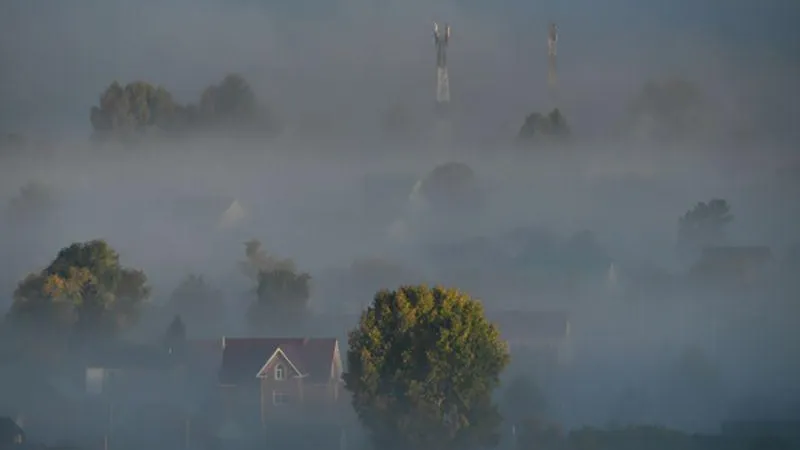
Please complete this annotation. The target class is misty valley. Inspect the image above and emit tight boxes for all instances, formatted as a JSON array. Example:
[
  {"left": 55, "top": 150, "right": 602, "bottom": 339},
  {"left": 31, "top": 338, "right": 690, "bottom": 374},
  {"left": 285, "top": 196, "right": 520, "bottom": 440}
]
[{"left": 1, "top": 1, "right": 800, "bottom": 449}]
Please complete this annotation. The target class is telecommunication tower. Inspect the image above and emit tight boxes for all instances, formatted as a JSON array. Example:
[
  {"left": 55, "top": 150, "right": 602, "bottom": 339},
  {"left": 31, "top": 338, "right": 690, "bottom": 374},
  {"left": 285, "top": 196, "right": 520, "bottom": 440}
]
[
  {"left": 547, "top": 22, "right": 558, "bottom": 92},
  {"left": 433, "top": 22, "right": 451, "bottom": 107}
]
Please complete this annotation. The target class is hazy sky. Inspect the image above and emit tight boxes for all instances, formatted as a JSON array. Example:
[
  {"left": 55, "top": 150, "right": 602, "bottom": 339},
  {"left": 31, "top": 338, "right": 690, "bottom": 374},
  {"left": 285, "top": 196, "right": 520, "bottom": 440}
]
[{"left": 1, "top": 0, "right": 797, "bottom": 138}]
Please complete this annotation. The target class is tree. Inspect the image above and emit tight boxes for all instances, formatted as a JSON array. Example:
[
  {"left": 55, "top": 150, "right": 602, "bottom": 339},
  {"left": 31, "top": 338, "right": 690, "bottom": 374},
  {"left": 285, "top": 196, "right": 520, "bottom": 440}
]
[
  {"left": 517, "top": 109, "right": 570, "bottom": 144},
  {"left": 677, "top": 199, "right": 733, "bottom": 260},
  {"left": 168, "top": 274, "right": 225, "bottom": 332},
  {"left": 199, "top": 74, "right": 257, "bottom": 120},
  {"left": 242, "top": 240, "right": 311, "bottom": 329},
  {"left": 90, "top": 81, "right": 178, "bottom": 137},
  {"left": 248, "top": 268, "right": 311, "bottom": 329},
  {"left": 8, "top": 240, "right": 150, "bottom": 338},
  {"left": 238, "top": 239, "right": 296, "bottom": 281},
  {"left": 344, "top": 285, "right": 510, "bottom": 450}
]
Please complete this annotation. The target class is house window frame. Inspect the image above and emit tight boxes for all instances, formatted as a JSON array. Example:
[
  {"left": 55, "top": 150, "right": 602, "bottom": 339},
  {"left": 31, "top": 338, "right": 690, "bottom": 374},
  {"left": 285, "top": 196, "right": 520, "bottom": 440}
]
[
  {"left": 274, "top": 363, "right": 285, "bottom": 381},
  {"left": 272, "top": 390, "right": 290, "bottom": 406}
]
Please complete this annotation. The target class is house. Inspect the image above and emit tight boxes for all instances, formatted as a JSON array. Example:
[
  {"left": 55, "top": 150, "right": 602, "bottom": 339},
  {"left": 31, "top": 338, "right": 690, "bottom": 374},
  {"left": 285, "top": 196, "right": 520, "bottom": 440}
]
[
  {"left": 0, "top": 417, "right": 24, "bottom": 447},
  {"left": 217, "top": 337, "right": 344, "bottom": 429},
  {"left": 487, "top": 310, "right": 572, "bottom": 371}
]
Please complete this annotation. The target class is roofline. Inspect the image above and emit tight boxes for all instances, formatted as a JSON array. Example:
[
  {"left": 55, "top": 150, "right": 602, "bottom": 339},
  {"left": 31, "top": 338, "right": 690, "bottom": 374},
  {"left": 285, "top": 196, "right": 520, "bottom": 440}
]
[{"left": 255, "top": 347, "right": 306, "bottom": 379}]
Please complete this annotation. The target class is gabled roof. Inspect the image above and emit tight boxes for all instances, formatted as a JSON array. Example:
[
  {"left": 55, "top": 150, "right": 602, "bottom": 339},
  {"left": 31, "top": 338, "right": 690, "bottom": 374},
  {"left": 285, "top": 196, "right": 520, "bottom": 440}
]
[{"left": 219, "top": 338, "right": 339, "bottom": 385}]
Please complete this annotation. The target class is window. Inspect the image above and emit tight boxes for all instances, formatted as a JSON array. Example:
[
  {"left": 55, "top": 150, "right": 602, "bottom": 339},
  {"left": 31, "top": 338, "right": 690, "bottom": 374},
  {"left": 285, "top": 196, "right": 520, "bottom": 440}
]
[
  {"left": 274, "top": 364, "right": 285, "bottom": 381},
  {"left": 272, "top": 391, "right": 290, "bottom": 406}
]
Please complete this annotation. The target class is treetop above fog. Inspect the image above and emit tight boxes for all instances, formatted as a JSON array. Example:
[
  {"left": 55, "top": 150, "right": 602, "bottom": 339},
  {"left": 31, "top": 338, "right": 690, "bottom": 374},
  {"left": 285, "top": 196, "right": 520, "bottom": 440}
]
[{"left": 90, "top": 73, "right": 280, "bottom": 141}]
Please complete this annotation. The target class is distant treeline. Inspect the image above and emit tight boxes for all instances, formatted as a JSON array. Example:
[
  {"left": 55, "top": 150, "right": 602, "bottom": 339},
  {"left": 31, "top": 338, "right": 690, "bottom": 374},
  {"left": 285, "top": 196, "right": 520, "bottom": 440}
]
[{"left": 89, "top": 73, "right": 281, "bottom": 141}]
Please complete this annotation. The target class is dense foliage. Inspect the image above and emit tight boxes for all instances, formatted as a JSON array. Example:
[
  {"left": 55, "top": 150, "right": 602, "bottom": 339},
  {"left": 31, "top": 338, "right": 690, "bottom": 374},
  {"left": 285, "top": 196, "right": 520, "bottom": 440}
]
[
  {"left": 344, "top": 285, "right": 510, "bottom": 450},
  {"left": 89, "top": 74, "right": 279, "bottom": 141},
  {"left": 8, "top": 240, "right": 150, "bottom": 337}
]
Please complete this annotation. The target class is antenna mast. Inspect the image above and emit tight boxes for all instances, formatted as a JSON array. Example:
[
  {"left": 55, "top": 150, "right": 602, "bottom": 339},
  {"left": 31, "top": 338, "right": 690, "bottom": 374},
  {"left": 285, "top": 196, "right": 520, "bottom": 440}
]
[
  {"left": 547, "top": 22, "right": 558, "bottom": 99},
  {"left": 434, "top": 22, "right": 451, "bottom": 109}
]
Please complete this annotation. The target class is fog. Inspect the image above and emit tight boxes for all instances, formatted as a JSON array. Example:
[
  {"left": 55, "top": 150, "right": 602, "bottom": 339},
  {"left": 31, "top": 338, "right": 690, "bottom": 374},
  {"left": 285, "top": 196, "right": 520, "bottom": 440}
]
[{"left": 1, "top": 0, "right": 799, "bottom": 448}]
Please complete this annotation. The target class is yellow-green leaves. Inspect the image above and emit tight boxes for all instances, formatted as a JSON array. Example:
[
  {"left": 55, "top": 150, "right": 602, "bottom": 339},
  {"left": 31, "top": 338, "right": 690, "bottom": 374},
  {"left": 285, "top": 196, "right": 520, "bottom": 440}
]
[{"left": 345, "top": 285, "right": 510, "bottom": 450}]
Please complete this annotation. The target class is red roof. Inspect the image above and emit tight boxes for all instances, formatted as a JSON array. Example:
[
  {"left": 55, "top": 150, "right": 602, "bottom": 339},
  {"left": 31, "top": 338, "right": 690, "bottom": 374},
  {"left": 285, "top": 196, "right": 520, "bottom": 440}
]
[{"left": 219, "top": 338, "right": 339, "bottom": 385}]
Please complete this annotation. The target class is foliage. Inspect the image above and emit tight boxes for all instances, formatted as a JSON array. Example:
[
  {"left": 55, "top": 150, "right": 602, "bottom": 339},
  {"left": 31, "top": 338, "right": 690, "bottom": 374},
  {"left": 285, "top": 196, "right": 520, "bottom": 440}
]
[
  {"left": 168, "top": 274, "right": 225, "bottom": 331},
  {"left": 344, "top": 285, "right": 510, "bottom": 450},
  {"left": 243, "top": 240, "right": 311, "bottom": 329},
  {"left": 518, "top": 109, "right": 570, "bottom": 144},
  {"left": 677, "top": 199, "right": 733, "bottom": 260},
  {"left": 8, "top": 240, "right": 150, "bottom": 337},
  {"left": 89, "top": 74, "right": 278, "bottom": 141},
  {"left": 199, "top": 74, "right": 257, "bottom": 121},
  {"left": 239, "top": 239, "right": 296, "bottom": 281},
  {"left": 90, "top": 81, "right": 177, "bottom": 137}
]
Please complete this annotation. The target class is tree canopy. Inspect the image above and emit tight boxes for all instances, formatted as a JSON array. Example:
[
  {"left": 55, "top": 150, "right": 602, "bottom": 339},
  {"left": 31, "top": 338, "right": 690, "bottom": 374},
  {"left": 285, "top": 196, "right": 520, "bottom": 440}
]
[
  {"left": 517, "top": 108, "right": 570, "bottom": 144},
  {"left": 90, "top": 73, "right": 278, "bottom": 141},
  {"left": 677, "top": 199, "right": 733, "bottom": 260},
  {"left": 242, "top": 240, "right": 311, "bottom": 330},
  {"left": 344, "top": 285, "right": 510, "bottom": 450},
  {"left": 8, "top": 240, "right": 150, "bottom": 338}
]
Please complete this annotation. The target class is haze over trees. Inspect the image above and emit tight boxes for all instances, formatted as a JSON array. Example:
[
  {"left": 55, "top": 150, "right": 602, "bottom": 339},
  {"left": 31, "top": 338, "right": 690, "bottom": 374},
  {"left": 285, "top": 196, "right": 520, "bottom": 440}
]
[
  {"left": 7, "top": 240, "right": 150, "bottom": 353},
  {"left": 344, "top": 285, "right": 510, "bottom": 450},
  {"left": 241, "top": 239, "right": 312, "bottom": 330},
  {"left": 676, "top": 199, "right": 733, "bottom": 261},
  {"left": 517, "top": 108, "right": 571, "bottom": 145},
  {"left": 89, "top": 74, "right": 279, "bottom": 141}
]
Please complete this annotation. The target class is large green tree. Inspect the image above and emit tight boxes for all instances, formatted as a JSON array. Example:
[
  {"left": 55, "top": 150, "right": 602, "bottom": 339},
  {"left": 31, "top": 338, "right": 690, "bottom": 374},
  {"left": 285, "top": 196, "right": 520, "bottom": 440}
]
[
  {"left": 344, "top": 285, "right": 510, "bottom": 450},
  {"left": 8, "top": 240, "right": 150, "bottom": 337}
]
